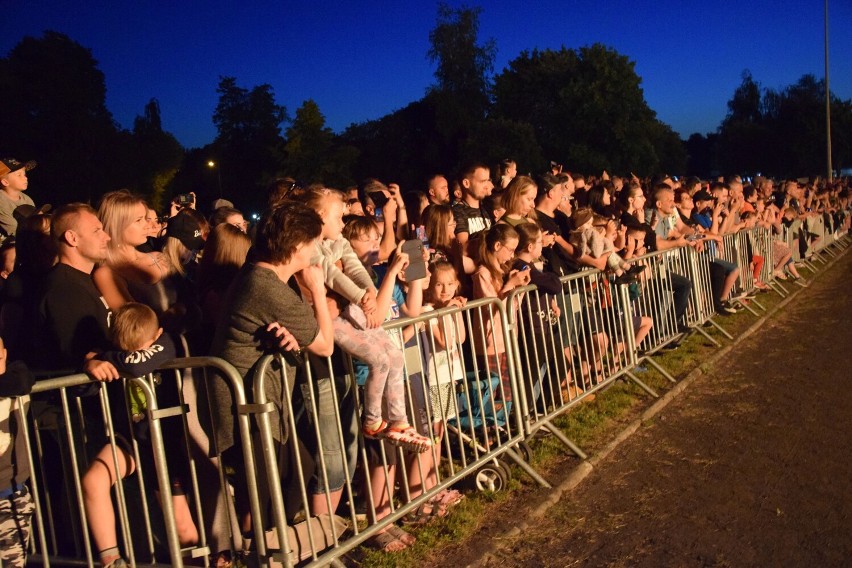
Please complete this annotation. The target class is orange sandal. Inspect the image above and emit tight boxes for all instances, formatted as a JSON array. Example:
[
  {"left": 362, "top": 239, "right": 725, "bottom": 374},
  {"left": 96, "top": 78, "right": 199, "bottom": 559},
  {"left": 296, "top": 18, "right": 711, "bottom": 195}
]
[
  {"left": 362, "top": 419, "right": 389, "bottom": 440},
  {"left": 383, "top": 423, "right": 433, "bottom": 453}
]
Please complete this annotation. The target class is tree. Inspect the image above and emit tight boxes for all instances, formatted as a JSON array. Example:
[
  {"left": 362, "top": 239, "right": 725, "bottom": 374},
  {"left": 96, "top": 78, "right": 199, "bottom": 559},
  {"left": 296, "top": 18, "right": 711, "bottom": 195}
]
[
  {"left": 716, "top": 72, "right": 852, "bottom": 176},
  {"left": 211, "top": 77, "right": 287, "bottom": 204},
  {"left": 282, "top": 100, "right": 356, "bottom": 187},
  {"left": 132, "top": 99, "right": 183, "bottom": 210},
  {"left": 0, "top": 31, "right": 130, "bottom": 204},
  {"left": 716, "top": 71, "right": 771, "bottom": 174},
  {"left": 427, "top": 3, "right": 496, "bottom": 168},
  {"left": 342, "top": 98, "right": 442, "bottom": 191},
  {"left": 493, "top": 45, "right": 681, "bottom": 175}
]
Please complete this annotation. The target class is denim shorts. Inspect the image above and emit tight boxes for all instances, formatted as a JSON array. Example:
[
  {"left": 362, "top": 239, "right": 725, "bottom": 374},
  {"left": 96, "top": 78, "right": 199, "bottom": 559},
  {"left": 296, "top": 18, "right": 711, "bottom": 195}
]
[{"left": 711, "top": 258, "right": 738, "bottom": 275}]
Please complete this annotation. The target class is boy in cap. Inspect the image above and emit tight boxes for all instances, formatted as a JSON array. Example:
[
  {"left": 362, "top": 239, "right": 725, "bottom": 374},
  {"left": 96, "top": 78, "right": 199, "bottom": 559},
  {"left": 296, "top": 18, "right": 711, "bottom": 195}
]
[{"left": 0, "top": 159, "right": 37, "bottom": 239}]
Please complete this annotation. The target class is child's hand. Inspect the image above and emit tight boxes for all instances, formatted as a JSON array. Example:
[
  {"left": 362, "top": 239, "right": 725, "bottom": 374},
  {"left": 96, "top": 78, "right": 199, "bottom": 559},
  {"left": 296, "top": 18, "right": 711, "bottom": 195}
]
[
  {"left": 390, "top": 246, "right": 410, "bottom": 275},
  {"left": 361, "top": 289, "right": 377, "bottom": 315},
  {"left": 84, "top": 359, "right": 120, "bottom": 382},
  {"left": 447, "top": 297, "right": 467, "bottom": 309},
  {"left": 365, "top": 312, "right": 382, "bottom": 329},
  {"left": 508, "top": 268, "right": 531, "bottom": 287}
]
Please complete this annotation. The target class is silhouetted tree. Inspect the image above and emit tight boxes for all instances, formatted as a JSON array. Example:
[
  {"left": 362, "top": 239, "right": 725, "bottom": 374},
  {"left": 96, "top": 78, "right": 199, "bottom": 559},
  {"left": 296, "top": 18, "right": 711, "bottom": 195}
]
[
  {"left": 427, "top": 3, "right": 496, "bottom": 168},
  {"left": 716, "top": 72, "right": 852, "bottom": 176},
  {"left": 0, "top": 31, "right": 130, "bottom": 205},
  {"left": 283, "top": 100, "right": 357, "bottom": 187},
  {"left": 493, "top": 45, "right": 683, "bottom": 175},
  {"left": 211, "top": 76, "right": 287, "bottom": 204},
  {"left": 133, "top": 99, "right": 183, "bottom": 210}
]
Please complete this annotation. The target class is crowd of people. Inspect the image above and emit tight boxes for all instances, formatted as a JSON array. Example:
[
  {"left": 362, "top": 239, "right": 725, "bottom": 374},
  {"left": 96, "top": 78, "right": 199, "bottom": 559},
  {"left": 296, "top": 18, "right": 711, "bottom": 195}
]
[{"left": 0, "top": 153, "right": 849, "bottom": 566}]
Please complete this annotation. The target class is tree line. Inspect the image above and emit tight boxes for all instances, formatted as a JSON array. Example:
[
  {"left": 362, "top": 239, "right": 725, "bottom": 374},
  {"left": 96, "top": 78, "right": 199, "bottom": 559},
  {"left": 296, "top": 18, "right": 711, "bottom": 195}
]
[{"left": 2, "top": 6, "right": 850, "bottom": 213}]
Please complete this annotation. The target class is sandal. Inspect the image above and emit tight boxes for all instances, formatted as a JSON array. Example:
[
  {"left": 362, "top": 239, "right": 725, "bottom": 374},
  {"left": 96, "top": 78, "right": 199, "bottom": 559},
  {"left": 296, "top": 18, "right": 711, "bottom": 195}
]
[
  {"left": 402, "top": 500, "right": 448, "bottom": 526},
  {"left": 364, "top": 529, "right": 408, "bottom": 553},
  {"left": 382, "top": 423, "right": 433, "bottom": 453},
  {"left": 362, "top": 419, "right": 389, "bottom": 440},
  {"left": 432, "top": 488, "right": 464, "bottom": 508},
  {"left": 386, "top": 524, "right": 416, "bottom": 546}
]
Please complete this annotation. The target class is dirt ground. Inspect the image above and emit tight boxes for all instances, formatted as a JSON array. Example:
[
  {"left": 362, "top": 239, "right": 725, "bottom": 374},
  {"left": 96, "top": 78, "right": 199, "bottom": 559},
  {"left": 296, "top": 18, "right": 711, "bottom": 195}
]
[{"left": 463, "top": 249, "right": 852, "bottom": 568}]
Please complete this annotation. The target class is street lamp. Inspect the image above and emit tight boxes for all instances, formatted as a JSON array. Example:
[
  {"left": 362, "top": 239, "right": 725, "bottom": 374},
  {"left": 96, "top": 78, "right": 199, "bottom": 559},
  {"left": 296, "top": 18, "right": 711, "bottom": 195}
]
[{"left": 207, "top": 160, "right": 222, "bottom": 197}]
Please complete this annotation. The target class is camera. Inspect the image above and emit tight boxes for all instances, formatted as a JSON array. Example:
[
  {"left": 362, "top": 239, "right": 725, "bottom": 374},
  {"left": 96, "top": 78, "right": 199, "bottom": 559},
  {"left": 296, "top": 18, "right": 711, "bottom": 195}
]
[{"left": 176, "top": 193, "right": 195, "bottom": 206}]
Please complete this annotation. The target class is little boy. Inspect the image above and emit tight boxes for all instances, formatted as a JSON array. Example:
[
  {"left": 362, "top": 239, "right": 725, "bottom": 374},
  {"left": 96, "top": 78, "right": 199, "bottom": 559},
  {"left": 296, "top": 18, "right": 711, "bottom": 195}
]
[
  {"left": 0, "top": 158, "right": 37, "bottom": 239},
  {"left": 83, "top": 303, "right": 197, "bottom": 568},
  {"left": 570, "top": 208, "right": 643, "bottom": 283}
]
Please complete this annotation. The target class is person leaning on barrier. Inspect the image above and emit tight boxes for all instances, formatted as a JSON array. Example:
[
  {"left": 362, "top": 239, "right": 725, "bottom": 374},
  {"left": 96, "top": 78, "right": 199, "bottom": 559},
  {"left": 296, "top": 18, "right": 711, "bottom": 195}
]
[
  {"left": 30, "top": 204, "right": 113, "bottom": 373},
  {"left": 646, "top": 183, "right": 696, "bottom": 334},
  {"left": 81, "top": 303, "right": 199, "bottom": 568},
  {"left": 200, "top": 200, "right": 336, "bottom": 542},
  {"left": 684, "top": 189, "right": 740, "bottom": 315}
]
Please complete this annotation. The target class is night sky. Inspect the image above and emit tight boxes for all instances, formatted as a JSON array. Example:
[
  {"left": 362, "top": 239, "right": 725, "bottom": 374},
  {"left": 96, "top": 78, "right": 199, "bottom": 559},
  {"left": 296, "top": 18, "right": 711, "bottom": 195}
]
[{"left": 2, "top": 1, "right": 850, "bottom": 150}]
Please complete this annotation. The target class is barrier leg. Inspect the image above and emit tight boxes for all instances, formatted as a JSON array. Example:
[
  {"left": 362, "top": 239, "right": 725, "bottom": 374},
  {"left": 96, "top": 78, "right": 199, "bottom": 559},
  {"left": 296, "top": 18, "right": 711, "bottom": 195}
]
[
  {"left": 703, "top": 317, "right": 734, "bottom": 341},
  {"left": 624, "top": 370, "right": 659, "bottom": 397},
  {"left": 692, "top": 324, "right": 722, "bottom": 347},
  {"left": 638, "top": 356, "right": 676, "bottom": 384},
  {"left": 503, "top": 447, "right": 552, "bottom": 489},
  {"left": 540, "top": 424, "right": 588, "bottom": 460}
]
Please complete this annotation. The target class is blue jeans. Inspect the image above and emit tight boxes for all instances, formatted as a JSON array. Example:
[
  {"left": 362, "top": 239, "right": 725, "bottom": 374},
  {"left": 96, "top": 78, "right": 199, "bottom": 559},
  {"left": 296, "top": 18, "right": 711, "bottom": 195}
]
[{"left": 292, "top": 372, "right": 359, "bottom": 495}]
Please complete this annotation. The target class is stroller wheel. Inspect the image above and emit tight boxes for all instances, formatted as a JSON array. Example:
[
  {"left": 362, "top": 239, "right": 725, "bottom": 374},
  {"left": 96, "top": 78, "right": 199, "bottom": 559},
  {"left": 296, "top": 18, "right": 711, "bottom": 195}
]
[
  {"left": 467, "top": 460, "right": 510, "bottom": 493},
  {"left": 515, "top": 441, "right": 533, "bottom": 463}
]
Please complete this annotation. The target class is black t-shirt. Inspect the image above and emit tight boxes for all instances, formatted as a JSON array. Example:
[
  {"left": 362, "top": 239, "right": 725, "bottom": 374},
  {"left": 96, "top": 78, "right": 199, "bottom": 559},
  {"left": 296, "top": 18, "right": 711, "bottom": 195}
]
[
  {"left": 452, "top": 200, "right": 493, "bottom": 239},
  {"left": 621, "top": 211, "right": 657, "bottom": 252},
  {"left": 34, "top": 263, "right": 112, "bottom": 372},
  {"left": 535, "top": 209, "right": 579, "bottom": 276}
]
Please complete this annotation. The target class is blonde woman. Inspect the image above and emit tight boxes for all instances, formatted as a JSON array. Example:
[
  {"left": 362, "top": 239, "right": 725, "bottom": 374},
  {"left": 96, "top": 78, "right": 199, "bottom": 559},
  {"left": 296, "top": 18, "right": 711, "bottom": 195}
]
[{"left": 94, "top": 190, "right": 174, "bottom": 313}]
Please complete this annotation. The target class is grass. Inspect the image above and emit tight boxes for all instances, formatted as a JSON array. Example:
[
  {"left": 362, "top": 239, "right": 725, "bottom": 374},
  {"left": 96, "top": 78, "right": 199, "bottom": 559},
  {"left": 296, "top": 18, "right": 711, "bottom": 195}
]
[{"left": 350, "top": 261, "right": 822, "bottom": 568}]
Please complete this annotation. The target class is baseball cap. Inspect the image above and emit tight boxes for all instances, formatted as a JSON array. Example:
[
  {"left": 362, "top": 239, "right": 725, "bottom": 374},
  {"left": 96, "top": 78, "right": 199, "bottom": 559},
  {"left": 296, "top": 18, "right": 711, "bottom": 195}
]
[
  {"left": 166, "top": 211, "right": 205, "bottom": 251},
  {"left": 0, "top": 158, "right": 37, "bottom": 177}
]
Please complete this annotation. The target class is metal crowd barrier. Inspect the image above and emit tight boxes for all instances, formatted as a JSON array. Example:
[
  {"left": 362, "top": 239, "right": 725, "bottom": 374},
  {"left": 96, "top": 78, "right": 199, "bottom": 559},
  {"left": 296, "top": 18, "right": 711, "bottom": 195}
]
[
  {"left": 231, "top": 296, "right": 542, "bottom": 567},
  {"left": 13, "top": 217, "right": 849, "bottom": 568},
  {"left": 750, "top": 226, "right": 788, "bottom": 298},
  {"left": 17, "top": 357, "right": 255, "bottom": 568},
  {"left": 627, "top": 248, "right": 688, "bottom": 357},
  {"left": 506, "top": 266, "right": 661, "bottom": 458}
]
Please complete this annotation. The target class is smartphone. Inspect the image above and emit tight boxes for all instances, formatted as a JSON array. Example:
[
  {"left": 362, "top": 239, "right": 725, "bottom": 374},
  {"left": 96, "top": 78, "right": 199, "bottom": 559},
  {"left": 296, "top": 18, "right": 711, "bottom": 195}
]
[
  {"left": 374, "top": 207, "right": 383, "bottom": 222},
  {"left": 369, "top": 190, "right": 390, "bottom": 208},
  {"left": 401, "top": 239, "right": 427, "bottom": 281}
]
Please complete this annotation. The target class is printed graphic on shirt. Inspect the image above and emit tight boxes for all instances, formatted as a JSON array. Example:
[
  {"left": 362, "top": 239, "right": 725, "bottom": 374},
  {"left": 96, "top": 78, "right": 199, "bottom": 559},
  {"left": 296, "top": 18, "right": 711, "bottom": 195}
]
[{"left": 124, "top": 343, "right": 165, "bottom": 365}]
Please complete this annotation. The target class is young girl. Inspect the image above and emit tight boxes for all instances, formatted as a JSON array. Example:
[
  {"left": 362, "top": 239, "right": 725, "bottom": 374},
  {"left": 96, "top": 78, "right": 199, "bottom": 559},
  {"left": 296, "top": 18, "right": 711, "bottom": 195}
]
[
  {"left": 405, "top": 261, "right": 466, "bottom": 524},
  {"left": 472, "top": 224, "right": 531, "bottom": 400},
  {"left": 342, "top": 216, "right": 427, "bottom": 550},
  {"left": 305, "top": 189, "right": 431, "bottom": 452},
  {"left": 499, "top": 176, "right": 538, "bottom": 227}
]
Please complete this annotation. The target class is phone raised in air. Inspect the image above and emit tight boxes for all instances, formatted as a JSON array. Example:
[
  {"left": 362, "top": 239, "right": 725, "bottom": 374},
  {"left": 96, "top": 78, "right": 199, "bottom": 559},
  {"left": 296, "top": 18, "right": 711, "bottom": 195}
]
[
  {"left": 401, "top": 239, "right": 427, "bottom": 281},
  {"left": 369, "top": 191, "right": 390, "bottom": 209}
]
